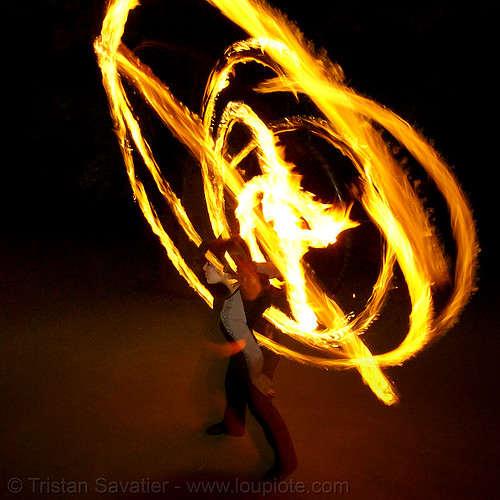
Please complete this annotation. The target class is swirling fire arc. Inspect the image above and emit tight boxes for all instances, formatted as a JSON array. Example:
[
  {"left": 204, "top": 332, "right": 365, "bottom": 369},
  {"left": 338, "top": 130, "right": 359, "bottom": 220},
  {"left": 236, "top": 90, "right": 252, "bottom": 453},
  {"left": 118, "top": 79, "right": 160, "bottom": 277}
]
[{"left": 95, "top": 0, "right": 478, "bottom": 405}]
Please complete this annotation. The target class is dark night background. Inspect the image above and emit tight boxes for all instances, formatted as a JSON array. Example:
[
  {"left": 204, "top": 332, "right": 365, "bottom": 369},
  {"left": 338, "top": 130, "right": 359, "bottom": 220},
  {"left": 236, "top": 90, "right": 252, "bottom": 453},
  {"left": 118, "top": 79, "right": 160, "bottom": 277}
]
[
  {"left": 3, "top": 0, "right": 497, "bottom": 254},
  {"left": 2, "top": 1, "right": 499, "bottom": 498}
]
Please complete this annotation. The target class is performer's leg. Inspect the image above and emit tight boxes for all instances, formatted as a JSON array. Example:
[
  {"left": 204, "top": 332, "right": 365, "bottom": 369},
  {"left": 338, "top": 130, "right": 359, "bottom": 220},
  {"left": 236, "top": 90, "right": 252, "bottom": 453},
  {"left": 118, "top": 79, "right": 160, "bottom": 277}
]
[
  {"left": 221, "top": 353, "right": 248, "bottom": 436},
  {"left": 247, "top": 383, "right": 298, "bottom": 479}
]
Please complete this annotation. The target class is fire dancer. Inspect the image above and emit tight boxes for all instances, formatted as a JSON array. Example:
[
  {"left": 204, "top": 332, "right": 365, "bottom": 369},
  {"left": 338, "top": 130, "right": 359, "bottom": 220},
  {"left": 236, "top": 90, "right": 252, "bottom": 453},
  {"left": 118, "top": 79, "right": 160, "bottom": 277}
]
[{"left": 203, "top": 236, "right": 297, "bottom": 481}]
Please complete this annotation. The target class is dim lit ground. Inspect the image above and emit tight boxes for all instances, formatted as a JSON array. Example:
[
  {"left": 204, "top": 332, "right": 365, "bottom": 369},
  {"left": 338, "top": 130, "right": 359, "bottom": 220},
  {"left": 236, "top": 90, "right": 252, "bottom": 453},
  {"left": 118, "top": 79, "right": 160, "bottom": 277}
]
[{"left": 1, "top": 234, "right": 498, "bottom": 499}]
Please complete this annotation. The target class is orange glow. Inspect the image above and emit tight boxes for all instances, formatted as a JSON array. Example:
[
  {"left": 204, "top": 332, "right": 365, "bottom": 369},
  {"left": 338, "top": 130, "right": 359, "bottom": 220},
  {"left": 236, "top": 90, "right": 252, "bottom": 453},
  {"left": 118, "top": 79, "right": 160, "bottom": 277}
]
[{"left": 95, "top": 0, "right": 478, "bottom": 405}]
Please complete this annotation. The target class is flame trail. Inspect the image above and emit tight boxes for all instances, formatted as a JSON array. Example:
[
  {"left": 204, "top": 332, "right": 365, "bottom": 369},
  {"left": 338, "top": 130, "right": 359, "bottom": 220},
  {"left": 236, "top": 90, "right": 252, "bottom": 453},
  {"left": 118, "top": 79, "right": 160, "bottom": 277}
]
[{"left": 95, "top": 0, "right": 478, "bottom": 405}]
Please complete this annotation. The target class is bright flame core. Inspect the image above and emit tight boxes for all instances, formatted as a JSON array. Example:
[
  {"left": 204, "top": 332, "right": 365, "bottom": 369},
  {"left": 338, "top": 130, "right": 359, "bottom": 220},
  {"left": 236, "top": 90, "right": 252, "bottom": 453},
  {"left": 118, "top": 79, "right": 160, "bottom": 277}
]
[{"left": 95, "top": 0, "right": 478, "bottom": 405}]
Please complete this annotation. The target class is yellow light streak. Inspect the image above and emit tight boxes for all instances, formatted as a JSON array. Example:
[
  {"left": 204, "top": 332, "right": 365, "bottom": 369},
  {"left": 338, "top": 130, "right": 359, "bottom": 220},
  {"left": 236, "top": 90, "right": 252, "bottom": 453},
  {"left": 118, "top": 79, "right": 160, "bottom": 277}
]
[{"left": 95, "top": 0, "right": 478, "bottom": 405}]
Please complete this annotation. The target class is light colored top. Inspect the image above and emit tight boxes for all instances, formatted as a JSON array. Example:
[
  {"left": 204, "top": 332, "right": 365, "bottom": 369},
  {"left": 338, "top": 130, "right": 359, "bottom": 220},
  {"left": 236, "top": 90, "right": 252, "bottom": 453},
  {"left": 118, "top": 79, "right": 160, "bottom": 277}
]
[{"left": 220, "top": 288, "right": 273, "bottom": 395}]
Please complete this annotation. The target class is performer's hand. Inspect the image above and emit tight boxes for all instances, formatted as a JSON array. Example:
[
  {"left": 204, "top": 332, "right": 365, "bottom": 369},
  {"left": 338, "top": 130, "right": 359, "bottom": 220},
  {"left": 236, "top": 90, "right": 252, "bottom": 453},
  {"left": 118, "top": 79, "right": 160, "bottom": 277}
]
[{"left": 255, "top": 373, "right": 274, "bottom": 398}]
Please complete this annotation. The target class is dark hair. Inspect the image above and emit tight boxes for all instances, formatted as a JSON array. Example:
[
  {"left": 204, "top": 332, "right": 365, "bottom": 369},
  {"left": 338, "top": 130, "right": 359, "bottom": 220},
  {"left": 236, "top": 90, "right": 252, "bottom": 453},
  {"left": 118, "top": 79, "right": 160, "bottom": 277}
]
[
  {"left": 204, "top": 235, "right": 253, "bottom": 275},
  {"left": 204, "top": 236, "right": 265, "bottom": 300}
]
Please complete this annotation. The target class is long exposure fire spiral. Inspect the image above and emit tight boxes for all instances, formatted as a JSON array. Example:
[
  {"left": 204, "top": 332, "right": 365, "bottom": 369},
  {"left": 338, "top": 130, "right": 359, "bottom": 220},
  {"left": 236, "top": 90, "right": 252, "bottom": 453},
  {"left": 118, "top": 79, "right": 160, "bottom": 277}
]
[{"left": 95, "top": 0, "right": 478, "bottom": 405}]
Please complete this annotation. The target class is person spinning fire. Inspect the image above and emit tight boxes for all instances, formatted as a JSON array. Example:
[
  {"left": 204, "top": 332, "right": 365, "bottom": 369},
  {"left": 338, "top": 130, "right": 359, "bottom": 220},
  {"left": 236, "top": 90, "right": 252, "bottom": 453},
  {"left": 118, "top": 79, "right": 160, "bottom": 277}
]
[{"left": 202, "top": 236, "right": 297, "bottom": 481}]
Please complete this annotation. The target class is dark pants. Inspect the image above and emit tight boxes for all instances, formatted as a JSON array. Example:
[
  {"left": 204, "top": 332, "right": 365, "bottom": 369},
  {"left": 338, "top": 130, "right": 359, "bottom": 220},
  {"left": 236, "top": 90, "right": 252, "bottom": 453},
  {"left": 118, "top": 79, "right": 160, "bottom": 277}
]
[{"left": 222, "top": 351, "right": 297, "bottom": 473}]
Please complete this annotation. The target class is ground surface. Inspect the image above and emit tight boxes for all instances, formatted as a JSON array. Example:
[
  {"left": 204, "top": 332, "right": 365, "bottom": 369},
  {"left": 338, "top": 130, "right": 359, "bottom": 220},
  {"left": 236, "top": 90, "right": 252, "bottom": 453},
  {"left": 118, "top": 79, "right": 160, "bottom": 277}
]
[{"left": 1, "top": 235, "right": 498, "bottom": 499}]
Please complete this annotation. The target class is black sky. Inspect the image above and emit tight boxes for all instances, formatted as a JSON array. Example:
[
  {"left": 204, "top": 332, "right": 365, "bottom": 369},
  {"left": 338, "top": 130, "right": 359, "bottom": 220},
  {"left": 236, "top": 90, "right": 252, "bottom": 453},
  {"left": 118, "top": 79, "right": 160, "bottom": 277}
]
[{"left": 4, "top": 0, "right": 496, "bottom": 275}]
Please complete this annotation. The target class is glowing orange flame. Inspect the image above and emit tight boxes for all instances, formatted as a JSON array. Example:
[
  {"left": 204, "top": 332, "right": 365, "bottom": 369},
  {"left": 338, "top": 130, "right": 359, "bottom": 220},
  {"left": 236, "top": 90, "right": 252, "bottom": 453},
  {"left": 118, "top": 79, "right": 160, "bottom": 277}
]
[{"left": 95, "top": 0, "right": 478, "bottom": 405}]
